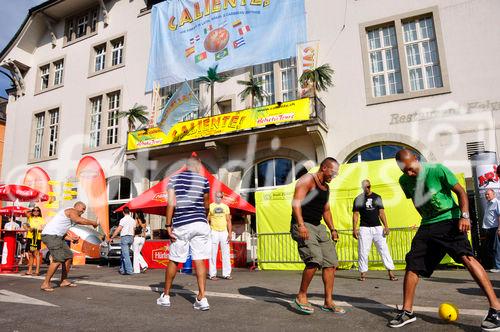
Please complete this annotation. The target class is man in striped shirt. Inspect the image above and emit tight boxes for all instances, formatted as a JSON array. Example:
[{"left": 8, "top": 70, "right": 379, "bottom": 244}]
[{"left": 157, "top": 156, "right": 211, "bottom": 311}]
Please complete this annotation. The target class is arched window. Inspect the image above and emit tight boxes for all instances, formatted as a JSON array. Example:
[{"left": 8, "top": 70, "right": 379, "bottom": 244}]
[
  {"left": 345, "top": 143, "right": 425, "bottom": 163},
  {"left": 241, "top": 158, "right": 307, "bottom": 190},
  {"left": 107, "top": 176, "right": 137, "bottom": 201}
]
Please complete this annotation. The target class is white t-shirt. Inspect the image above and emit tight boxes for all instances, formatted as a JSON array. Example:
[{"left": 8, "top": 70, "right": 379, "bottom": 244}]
[
  {"left": 119, "top": 215, "right": 135, "bottom": 236},
  {"left": 4, "top": 221, "right": 20, "bottom": 231},
  {"left": 42, "top": 208, "right": 73, "bottom": 236}
]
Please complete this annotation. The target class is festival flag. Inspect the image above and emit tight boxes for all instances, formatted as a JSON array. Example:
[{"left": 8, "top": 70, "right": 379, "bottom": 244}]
[
  {"left": 215, "top": 48, "right": 229, "bottom": 61},
  {"left": 195, "top": 52, "right": 207, "bottom": 63},
  {"left": 233, "top": 37, "right": 246, "bottom": 49},
  {"left": 156, "top": 81, "right": 200, "bottom": 135},
  {"left": 145, "top": 0, "right": 307, "bottom": 90},
  {"left": 76, "top": 156, "right": 109, "bottom": 237},
  {"left": 185, "top": 46, "right": 195, "bottom": 57},
  {"left": 238, "top": 25, "right": 251, "bottom": 36},
  {"left": 296, "top": 41, "right": 320, "bottom": 97}
]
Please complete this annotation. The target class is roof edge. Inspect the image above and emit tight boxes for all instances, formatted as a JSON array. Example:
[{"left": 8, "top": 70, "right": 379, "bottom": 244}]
[{"left": 0, "top": 0, "right": 61, "bottom": 63}]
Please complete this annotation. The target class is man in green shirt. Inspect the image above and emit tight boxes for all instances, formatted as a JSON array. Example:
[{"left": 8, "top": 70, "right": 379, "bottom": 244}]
[{"left": 389, "top": 149, "right": 500, "bottom": 331}]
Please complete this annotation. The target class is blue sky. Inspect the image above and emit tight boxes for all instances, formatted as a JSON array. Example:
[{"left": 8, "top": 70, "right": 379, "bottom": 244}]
[{"left": 0, "top": 0, "right": 45, "bottom": 98}]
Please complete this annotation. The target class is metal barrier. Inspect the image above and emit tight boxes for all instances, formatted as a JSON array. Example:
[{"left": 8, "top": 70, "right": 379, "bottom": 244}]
[{"left": 257, "top": 227, "right": 418, "bottom": 265}]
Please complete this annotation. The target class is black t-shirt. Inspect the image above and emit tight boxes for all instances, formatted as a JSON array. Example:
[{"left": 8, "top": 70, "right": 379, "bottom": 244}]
[{"left": 352, "top": 192, "right": 384, "bottom": 227}]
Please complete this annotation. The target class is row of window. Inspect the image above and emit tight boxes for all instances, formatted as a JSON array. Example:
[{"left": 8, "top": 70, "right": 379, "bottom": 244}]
[
  {"left": 36, "top": 35, "right": 125, "bottom": 94},
  {"left": 65, "top": 7, "right": 99, "bottom": 45},
  {"left": 36, "top": 9, "right": 444, "bottom": 107},
  {"left": 31, "top": 90, "right": 121, "bottom": 161}
]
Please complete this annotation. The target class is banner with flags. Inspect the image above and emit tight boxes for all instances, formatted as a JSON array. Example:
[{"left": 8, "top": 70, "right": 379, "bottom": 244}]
[
  {"left": 146, "top": 0, "right": 306, "bottom": 91},
  {"left": 157, "top": 81, "right": 200, "bottom": 135},
  {"left": 296, "top": 41, "right": 320, "bottom": 97}
]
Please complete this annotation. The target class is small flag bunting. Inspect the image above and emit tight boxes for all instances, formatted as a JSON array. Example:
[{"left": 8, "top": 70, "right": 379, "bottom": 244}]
[
  {"left": 232, "top": 19, "right": 242, "bottom": 27},
  {"left": 215, "top": 48, "right": 229, "bottom": 61},
  {"left": 238, "top": 25, "right": 251, "bottom": 36},
  {"left": 233, "top": 37, "right": 246, "bottom": 49},
  {"left": 195, "top": 52, "right": 207, "bottom": 63},
  {"left": 185, "top": 46, "right": 195, "bottom": 57}
]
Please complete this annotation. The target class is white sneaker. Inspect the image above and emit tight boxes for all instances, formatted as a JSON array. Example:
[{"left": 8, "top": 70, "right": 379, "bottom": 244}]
[
  {"left": 489, "top": 269, "right": 500, "bottom": 273},
  {"left": 156, "top": 293, "right": 171, "bottom": 307},
  {"left": 193, "top": 297, "right": 210, "bottom": 311}
]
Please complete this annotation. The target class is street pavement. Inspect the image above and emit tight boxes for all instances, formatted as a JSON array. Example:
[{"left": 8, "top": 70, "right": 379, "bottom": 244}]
[{"left": 0, "top": 264, "right": 499, "bottom": 331}]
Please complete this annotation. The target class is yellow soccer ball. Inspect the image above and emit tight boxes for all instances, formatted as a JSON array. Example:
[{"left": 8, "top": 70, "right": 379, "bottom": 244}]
[{"left": 438, "top": 302, "right": 459, "bottom": 322}]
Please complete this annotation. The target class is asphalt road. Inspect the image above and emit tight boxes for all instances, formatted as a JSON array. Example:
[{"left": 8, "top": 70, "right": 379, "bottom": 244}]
[{"left": 0, "top": 265, "right": 499, "bottom": 331}]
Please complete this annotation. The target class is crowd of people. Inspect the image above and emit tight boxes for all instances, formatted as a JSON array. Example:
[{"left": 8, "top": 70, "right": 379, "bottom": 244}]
[{"left": 2, "top": 151, "right": 500, "bottom": 331}]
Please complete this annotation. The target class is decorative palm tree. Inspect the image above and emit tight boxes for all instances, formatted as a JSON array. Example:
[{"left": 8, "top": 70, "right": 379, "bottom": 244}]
[
  {"left": 198, "top": 65, "right": 229, "bottom": 116},
  {"left": 237, "top": 73, "right": 266, "bottom": 108},
  {"left": 299, "top": 63, "right": 334, "bottom": 98},
  {"left": 118, "top": 103, "right": 149, "bottom": 132}
]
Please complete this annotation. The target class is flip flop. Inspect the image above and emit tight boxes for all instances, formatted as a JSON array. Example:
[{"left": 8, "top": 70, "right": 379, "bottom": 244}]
[
  {"left": 292, "top": 299, "right": 314, "bottom": 314},
  {"left": 389, "top": 276, "right": 399, "bottom": 281},
  {"left": 60, "top": 282, "right": 77, "bottom": 288},
  {"left": 321, "top": 305, "right": 346, "bottom": 314},
  {"left": 358, "top": 277, "right": 366, "bottom": 281},
  {"left": 40, "top": 287, "right": 54, "bottom": 292},
  {"left": 208, "top": 276, "right": 219, "bottom": 281},
  {"left": 24, "top": 272, "right": 32, "bottom": 276},
  {"left": 222, "top": 276, "right": 233, "bottom": 280}
]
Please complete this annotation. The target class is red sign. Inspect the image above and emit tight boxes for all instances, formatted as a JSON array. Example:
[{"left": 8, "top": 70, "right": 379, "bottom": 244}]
[
  {"left": 152, "top": 245, "right": 170, "bottom": 267},
  {"left": 152, "top": 192, "right": 168, "bottom": 203},
  {"left": 477, "top": 164, "right": 499, "bottom": 187},
  {"left": 142, "top": 240, "right": 171, "bottom": 269}
]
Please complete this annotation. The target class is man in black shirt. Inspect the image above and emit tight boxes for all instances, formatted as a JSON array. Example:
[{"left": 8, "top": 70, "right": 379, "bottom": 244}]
[
  {"left": 290, "top": 157, "right": 344, "bottom": 315},
  {"left": 352, "top": 179, "right": 397, "bottom": 281}
]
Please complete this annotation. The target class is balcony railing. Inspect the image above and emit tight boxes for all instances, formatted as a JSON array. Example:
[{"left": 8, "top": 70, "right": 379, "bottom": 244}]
[{"left": 310, "top": 96, "right": 326, "bottom": 124}]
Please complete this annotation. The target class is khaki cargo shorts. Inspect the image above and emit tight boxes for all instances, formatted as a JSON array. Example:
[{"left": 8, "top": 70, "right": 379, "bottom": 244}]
[
  {"left": 291, "top": 223, "right": 338, "bottom": 268},
  {"left": 41, "top": 234, "right": 73, "bottom": 263}
]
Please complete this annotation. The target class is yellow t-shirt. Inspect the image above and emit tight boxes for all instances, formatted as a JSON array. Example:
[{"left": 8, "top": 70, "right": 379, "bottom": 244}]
[
  {"left": 209, "top": 203, "right": 230, "bottom": 231},
  {"left": 26, "top": 216, "right": 45, "bottom": 240}
]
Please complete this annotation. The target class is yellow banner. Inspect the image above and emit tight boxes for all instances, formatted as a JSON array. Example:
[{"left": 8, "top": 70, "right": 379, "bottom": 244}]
[
  {"left": 256, "top": 160, "right": 466, "bottom": 271},
  {"left": 127, "top": 98, "right": 311, "bottom": 151}
]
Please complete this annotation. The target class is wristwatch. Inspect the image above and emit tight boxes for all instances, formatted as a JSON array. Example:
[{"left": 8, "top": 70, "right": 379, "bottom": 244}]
[{"left": 461, "top": 212, "right": 470, "bottom": 219}]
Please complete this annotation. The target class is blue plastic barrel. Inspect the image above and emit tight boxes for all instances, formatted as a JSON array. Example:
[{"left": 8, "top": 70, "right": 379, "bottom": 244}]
[{"left": 182, "top": 249, "right": 193, "bottom": 274}]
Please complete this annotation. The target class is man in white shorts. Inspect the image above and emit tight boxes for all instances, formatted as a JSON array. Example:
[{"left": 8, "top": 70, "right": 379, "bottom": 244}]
[{"left": 157, "top": 156, "right": 211, "bottom": 310}]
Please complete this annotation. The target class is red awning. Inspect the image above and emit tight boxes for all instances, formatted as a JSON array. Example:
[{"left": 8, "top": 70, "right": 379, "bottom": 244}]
[
  {"left": 115, "top": 164, "right": 255, "bottom": 215},
  {"left": 0, "top": 206, "right": 30, "bottom": 217},
  {"left": 0, "top": 184, "right": 49, "bottom": 202}
]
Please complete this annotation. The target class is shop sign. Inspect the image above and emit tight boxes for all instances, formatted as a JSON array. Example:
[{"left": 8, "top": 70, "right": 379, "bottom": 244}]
[{"left": 127, "top": 98, "right": 311, "bottom": 151}]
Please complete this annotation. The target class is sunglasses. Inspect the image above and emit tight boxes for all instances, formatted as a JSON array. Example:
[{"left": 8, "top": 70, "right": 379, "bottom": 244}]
[{"left": 33, "top": 209, "right": 41, "bottom": 212}]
